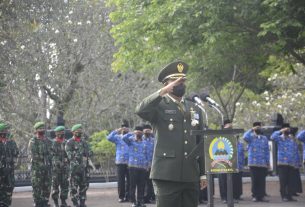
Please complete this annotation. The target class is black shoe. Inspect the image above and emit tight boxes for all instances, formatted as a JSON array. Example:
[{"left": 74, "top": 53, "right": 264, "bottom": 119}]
[
  {"left": 282, "top": 197, "right": 289, "bottom": 202},
  {"left": 137, "top": 202, "right": 146, "bottom": 207},
  {"left": 252, "top": 198, "right": 258, "bottom": 202},
  {"left": 288, "top": 197, "right": 297, "bottom": 202},
  {"left": 259, "top": 197, "right": 269, "bottom": 202}
]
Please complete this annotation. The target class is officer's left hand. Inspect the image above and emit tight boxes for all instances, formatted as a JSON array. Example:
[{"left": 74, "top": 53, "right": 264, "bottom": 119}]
[{"left": 200, "top": 179, "right": 207, "bottom": 189}]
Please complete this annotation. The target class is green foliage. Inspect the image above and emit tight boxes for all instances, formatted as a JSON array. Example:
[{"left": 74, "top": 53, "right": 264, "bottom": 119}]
[
  {"left": 107, "top": 0, "right": 305, "bottom": 120},
  {"left": 89, "top": 130, "right": 115, "bottom": 161}
]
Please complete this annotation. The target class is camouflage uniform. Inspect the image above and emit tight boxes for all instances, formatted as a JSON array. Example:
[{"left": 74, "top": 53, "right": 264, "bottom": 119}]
[
  {"left": 51, "top": 126, "right": 69, "bottom": 207},
  {"left": 65, "top": 124, "right": 92, "bottom": 207},
  {"left": 28, "top": 122, "right": 52, "bottom": 207},
  {"left": 0, "top": 123, "right": 19, "bottom": 207}
]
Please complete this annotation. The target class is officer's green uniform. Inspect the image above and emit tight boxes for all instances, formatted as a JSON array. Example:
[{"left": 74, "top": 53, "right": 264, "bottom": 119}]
[
  {"left": 0, "top": 123, "right": 19, "bottom": 207},
  {"left": 28, "top": 122, "right": 52, "bottom": 207},
  {"left": 51, "top": 126, "right": 69, "bottom": 207},
  {"left": 135, "top": 61, "right": 205, "bottom": 207},
  {"left": 65, "top": 124, "right": 92, "bottom": 207}
]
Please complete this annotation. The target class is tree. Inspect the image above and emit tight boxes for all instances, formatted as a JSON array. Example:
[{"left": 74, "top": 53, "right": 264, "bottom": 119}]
[{"left": 0, "top": 0, "right": 160, "bottom": 152}]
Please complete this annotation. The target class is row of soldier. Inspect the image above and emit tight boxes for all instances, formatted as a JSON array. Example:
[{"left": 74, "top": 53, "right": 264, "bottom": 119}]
[
  {"left": 27, "top": 122, "right": 93, "bottom": 207},
  {"left": 0, "top": 121, "right": 93, "bottom": 207}
]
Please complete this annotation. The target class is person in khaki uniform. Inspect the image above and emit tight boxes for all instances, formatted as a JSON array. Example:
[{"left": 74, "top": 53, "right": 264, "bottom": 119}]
[{"left": 135, "top": 61, "right": 207, "bottom": 207}]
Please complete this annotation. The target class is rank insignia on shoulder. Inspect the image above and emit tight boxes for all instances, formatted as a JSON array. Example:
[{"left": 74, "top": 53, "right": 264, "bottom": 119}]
[
  {"left": 165, "top": 109, "right": 177, "bottom": 114},
  {"left": 168, "top": 123, "right": 174, "bottom": 131}
]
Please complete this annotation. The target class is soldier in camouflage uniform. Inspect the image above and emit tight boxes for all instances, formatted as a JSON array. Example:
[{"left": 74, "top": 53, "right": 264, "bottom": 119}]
[
  {"left": 0, "top": 122, "right": 19, "bottom": 207},
  {"left": 65, "top": 124, "right": 92, "bottom": 207},
  {"left": 28, "top": 122, "right": 52, "bottom": 207},
  {"left": 51, "top": 126, "right": 70, "bottom": 207}
]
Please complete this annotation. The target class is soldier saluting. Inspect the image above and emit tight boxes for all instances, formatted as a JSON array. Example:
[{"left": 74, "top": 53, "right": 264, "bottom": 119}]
[
  {"left": 51, "top": 126, "right": 70, "bottom": 207},
  {"left": 135, "top": 61, "right": 207, "bottom": 207},
  {"left": 65, "top": 124, "right": 92, "bottom": 207}
]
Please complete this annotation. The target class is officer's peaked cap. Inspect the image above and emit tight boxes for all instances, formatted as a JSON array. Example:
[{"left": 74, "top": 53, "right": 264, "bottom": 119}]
[{"left": 158, "top": 60, "right": 188, "bottom": 83}]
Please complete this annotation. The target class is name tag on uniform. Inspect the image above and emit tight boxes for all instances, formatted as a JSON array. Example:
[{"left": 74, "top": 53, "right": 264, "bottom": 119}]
[{"left": 165, "top": 110, "right": 176, "bottom": 114}]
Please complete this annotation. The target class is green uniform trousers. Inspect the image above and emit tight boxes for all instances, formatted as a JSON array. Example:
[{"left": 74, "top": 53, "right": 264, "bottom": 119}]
[
  {"left": 153, "top": 179, "right": 198, "bottom": 207},
  {"left": 51, "top": 167, "right": 69, "bottom": 201},
  {"left": 31, "top": 167, "right": 52, "bottom": 205},
  {"left": 0, "top": 169, "right": 15, "bottom": 206},
  {"left": 69, "top": 169, "right": 89, "bottom": 203}
]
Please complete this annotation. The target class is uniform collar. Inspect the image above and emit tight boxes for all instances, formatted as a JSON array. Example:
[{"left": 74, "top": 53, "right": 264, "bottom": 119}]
[{"left": 167, "top": 94, "right": 185, "bottom": 104}]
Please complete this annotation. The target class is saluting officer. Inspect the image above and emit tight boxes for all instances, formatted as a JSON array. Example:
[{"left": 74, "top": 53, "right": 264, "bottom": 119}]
[
  {"left": 243, "top": 122, "right": 269, "bottom": 202},
  {"left": 271, "top": 123, "right": 298, "bottom": 202},
  {"left": 123, "top": 125, "right": 148, "bottom": 207},
  {"left": 51, "top": 126, "right": 70, "bottom": 207},
  {"left": 135, "top": 61, "right": 207, "bottom": 207},
  {"left": 107, "top": 123, "right": 130, "bottom": 203}
]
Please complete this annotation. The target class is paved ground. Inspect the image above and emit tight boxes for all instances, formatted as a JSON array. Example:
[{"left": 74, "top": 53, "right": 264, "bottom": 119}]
[{"left": 12, "top": 180, "right": 305, "bottom": 207}]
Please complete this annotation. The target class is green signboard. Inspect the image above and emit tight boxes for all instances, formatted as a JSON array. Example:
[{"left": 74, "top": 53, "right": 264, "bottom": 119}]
[{"left": 204, "top": 134, "right": 238, "bottom": 174}]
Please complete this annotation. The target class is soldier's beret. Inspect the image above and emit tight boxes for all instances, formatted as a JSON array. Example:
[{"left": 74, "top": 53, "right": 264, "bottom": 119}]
[
  {"left": 0, "top": 123, "right": 7, "bottom": 132},
  {"left": 143, "top": 124, "right": 152, "bottom": 130},
  {"left": 252, "top": 122, "right": 261, "bottom": 127},
  {"left": 34, "top": 122, "right": 45, "bottom": 130},
  {"left": 158, "top": 60, "right": 188, "bottom": 83},
  {"left": 71, "top": 124, "right": 82, "bottom": 132},
  {"left": 134, "top": 125, "right": 143, "bottom": 131},
  {"left": 54, "top": 126, "right": 65, "bottom": 132}
]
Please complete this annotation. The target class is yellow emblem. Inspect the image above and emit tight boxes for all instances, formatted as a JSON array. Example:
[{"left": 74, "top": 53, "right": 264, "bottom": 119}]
[{"left": 177, "top": 63, "right": 184, "bottom": 73}]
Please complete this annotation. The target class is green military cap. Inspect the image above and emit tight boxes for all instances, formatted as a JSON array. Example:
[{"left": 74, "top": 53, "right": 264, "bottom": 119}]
[
  {"left": 34, "top": 121, "right": 45, "bottom": 130},
  {"left": 0, "top": 123, "right": 7, "bottom": 132},
  {"left": 158, "top": 60, "right": 188, "bottom": 83},
  {"left": 54, "top": 126, "right": 65, "bottom": 132},
  {"left": 71, "top": 124, "right": 82, "bottom": 132}
]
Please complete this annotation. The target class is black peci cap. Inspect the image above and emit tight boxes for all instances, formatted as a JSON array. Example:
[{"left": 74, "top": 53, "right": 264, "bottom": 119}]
[
  {"left": 143, "top": 124, "right": 152, "bottom": 130},
  {"left": 282, "top": 123, "right": 290, "bottom": 129},
  {"left": 134, "top": 125, "right": 143, "bottom": 131},
  {"left": 223, "top": 119, "right": 232, "bottom": 126},
  {"left": 253, "top": 122, "right": 262, "bottom": 127}
]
